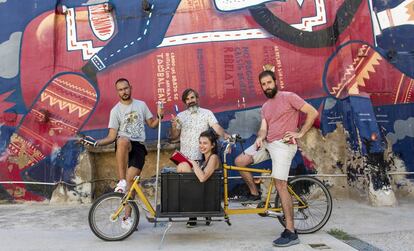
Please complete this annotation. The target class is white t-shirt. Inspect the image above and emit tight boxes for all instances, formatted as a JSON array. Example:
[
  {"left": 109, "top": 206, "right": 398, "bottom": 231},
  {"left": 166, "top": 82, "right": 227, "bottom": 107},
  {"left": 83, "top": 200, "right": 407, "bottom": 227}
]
[
  {"left": 177, "top": 107, "right": 218, "bottom": 160},
  {"left": 108, "top": 99, "right": 153, "bottom": 142}
]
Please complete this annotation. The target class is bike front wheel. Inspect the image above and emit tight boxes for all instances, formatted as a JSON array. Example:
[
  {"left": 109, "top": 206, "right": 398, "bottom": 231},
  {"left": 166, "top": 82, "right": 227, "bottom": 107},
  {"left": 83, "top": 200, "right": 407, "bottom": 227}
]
[
  {"left": 88, "top": 192, "right": 140, "bottom": 241},
  {"left": 275, "top": 176, "right": 332, "bottom": 234}
]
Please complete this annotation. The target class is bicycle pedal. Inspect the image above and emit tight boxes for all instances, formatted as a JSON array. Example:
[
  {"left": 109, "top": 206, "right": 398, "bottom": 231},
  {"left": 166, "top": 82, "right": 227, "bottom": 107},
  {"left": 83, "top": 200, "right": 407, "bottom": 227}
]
[
  {"left": 266, "top": 211, "right": 284, "bottom": 217},
  {"left": 241, "top": 202, "right": 259, "bottom": 207},
  {"left": 146, "top": 216, "right": 156, "bottom": 223}
]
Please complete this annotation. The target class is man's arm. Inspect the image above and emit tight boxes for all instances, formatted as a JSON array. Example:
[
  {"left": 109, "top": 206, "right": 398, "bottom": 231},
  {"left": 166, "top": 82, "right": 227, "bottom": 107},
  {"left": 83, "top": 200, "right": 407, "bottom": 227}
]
[
  {"left": 211, "top": 123, "right": 230, "bottom": 139},
  {"left": 96, "top": 128, "right": 118, "bottom": 146},
  {"left": 146, "top": 117, "right": 161, "bottom": 128},
  {"left": 145, "top": 103, "right": 164, "bottom": 128},
  {"left": 169, "top": 114, "right": 181, "bottom": 140},
  {"left": 285, "top": 103, "right": 319, "bottom": 140},
  {"left": 255, "top": 118, "right": 268, "bottom": 149}
]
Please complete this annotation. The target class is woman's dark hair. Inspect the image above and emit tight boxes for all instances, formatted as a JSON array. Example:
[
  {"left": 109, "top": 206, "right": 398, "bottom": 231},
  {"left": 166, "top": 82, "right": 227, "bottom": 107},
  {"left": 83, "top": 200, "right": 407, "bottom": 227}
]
[
  {"left": 199, "top": 129, "right": 218, "bottom": 155},
  {"left": 181, "top": 88, "right": 199, "bottom": 103}
]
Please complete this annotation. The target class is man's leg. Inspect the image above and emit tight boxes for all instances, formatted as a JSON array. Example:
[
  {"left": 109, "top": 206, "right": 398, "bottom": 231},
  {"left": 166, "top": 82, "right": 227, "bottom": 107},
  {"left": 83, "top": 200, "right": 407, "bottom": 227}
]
[
  {"left": 267, "top": 141, "right": 299, "bottom": 247},
  {"left": 126, "top": 166, "right": 141, "bottom": 193},
  {"left": 234, "top": 154, "right": 258, "bottom": 196},
  {"left": 274, "top": 179, "right": 294, "bottom": 231},
  {"left": 116, "top": 137, "right": 131, "bottom": 181},
  {"left": 272, "top": 177, "right": 299, "bottom": 247},
  {"left": 124, "top": 166, "right": 141, "bottom": 219},
  {"left": 114, "top": 137, "right": 131, "bottom": 193},
  {"left": 123, "top": 141, "right": 146, "bottom": 222},
  {"left": 235, "top": 143, "right": 270, "bottom": 201}
]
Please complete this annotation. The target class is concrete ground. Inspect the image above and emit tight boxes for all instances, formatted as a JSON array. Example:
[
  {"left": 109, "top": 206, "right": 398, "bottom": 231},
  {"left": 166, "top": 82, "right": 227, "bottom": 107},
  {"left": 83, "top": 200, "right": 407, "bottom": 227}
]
[{"left": 0, "top": 198, "right": 413, "bottom": 251}]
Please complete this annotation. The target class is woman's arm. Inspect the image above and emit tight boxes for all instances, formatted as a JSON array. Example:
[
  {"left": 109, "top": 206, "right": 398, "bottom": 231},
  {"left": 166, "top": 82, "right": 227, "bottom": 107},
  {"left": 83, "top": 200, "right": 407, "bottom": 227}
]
[{"left": 191, "top": 155, "right": 220, "bottom": 183}]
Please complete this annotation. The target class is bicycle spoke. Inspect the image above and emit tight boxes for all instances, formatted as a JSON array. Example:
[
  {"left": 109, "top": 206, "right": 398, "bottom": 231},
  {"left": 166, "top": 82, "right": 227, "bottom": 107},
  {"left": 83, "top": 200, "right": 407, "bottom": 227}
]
[{"left": 89, "top": 193, "right": 139, "bottom": 241}]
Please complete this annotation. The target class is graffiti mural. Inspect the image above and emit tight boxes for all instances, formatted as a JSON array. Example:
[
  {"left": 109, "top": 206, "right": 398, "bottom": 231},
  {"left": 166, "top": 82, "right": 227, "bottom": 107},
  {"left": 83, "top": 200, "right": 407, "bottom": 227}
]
[{"left": 0, "top": 0, "right": 413, "bottom": 201}]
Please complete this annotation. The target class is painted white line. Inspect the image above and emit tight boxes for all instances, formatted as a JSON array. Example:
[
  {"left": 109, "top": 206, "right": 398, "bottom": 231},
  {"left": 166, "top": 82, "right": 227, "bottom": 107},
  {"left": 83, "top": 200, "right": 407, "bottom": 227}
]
[{"left": 158, "top": 29, "right": 271, "bottom": 48}]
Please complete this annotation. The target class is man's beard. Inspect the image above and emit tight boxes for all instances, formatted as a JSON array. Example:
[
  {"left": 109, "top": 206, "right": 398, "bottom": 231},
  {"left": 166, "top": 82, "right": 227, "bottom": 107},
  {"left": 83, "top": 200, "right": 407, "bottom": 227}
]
[
  {"left": 120, "top": 94, "right": 131, "bottom": 101},
  {"left": 187, "top": 102, "right": 199, "bottom": 113},
  {"left": 264, "top": 87, "right": 277, "bottom": 98}
]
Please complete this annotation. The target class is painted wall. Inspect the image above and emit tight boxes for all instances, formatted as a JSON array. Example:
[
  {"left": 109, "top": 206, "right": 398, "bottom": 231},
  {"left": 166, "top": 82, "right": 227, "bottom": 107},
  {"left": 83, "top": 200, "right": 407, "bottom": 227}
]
[{"left": 0, "top": 0, "right": 413, "bottom": 201}]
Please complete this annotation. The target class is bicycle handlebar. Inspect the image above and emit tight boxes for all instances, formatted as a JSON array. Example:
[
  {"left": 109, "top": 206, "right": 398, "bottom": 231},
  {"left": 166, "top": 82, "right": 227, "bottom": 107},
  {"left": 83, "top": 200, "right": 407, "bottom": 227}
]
[
  {"left": 222, "top": 134, "right": 246, "bottom": 163},
  {"left": 227, "top": 134, "right": 245, "bottom": 144}
]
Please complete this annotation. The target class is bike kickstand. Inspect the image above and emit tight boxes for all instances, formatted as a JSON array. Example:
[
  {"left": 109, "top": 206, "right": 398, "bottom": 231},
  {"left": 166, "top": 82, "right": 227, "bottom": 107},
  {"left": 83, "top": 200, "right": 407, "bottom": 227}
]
[
  {"left": 158, "top": 221, "right": 173, "bottom": 249},
  {"left": 224, "top": 216, "right": 232, "bottom": 226}
]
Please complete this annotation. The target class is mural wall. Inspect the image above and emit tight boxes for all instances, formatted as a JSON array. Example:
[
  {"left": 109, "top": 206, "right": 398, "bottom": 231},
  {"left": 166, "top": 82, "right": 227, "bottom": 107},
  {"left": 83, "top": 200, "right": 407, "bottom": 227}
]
[{"left": 0, "top": 0, "right": 413, "bottom": 201}]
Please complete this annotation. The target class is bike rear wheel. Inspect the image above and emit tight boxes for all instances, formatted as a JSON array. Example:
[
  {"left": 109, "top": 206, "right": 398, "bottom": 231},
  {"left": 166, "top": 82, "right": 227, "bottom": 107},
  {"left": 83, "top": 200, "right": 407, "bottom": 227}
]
[
  {"left": 88, "top": 192, "right": 139, "bottom": 241},
  {"left": 275, "top": 176, "right": 332, "bottom": 234}
]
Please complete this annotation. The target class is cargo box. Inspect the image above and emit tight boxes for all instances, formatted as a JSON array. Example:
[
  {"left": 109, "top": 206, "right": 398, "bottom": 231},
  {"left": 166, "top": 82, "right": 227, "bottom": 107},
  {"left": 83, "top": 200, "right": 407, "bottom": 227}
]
[{"left": 160, "top": 172, "right": 223, "bottom": 217}]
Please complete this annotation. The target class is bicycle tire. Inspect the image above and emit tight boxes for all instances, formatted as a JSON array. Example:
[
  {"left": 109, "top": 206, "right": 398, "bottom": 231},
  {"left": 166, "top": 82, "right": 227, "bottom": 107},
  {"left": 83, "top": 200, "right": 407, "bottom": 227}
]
[
  {"left": 275, "top": 176, "right": 332, "bottom": 234},
  {"left": 88, "top": 192, "right": 139, "bottom": 241}
]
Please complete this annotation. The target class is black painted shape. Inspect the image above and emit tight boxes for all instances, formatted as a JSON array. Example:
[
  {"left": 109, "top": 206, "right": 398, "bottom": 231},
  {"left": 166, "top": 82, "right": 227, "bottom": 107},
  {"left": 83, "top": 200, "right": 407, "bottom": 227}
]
[
  {"left": 363, "top": 137, "right": 391, "bottom": 191},
  {"left": 249, "top": 0, "right": 363, "bottom": 48}
]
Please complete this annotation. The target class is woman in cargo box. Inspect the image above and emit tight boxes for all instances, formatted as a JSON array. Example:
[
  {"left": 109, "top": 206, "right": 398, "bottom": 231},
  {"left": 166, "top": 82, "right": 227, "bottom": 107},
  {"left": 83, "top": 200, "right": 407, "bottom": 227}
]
[
  {"left": 177, "top": 129, "right": 221, "bottom": 227},
  {"left": 177, "top": 129, "right": 221, "bottom": 180}
]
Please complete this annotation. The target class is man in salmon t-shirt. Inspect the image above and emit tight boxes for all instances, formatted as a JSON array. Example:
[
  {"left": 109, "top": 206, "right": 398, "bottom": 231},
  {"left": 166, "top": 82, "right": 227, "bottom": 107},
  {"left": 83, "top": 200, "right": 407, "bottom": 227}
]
[{"left": 235, "top": 66, "right": 318, "bottom": 247}]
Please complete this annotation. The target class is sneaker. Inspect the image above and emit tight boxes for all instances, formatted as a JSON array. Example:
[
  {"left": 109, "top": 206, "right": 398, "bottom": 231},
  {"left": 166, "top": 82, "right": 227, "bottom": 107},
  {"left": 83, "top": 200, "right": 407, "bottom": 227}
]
[
  {"left": 186, "top": 217, "right": 197, "bottom": 228},
  {"left": 239, "top": 193, "right": 262, "bottom": 203},
  {"left": 121, "top": 217, "right": 134, "bottom": 230},
  {"left": 205, "top": 217, "right": 212, "bottom": 226},
  {"left": 273, "top": 229, "right": 300, "bottom": 247},
  {"left": 115, "top": 179, "right": 127, "bottom": 193}
]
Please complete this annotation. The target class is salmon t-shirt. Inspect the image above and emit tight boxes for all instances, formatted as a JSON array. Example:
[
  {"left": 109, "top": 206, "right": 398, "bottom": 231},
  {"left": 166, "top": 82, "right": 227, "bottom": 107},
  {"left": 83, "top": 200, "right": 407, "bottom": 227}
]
[{"left": 261, "top": 91, "right": 306, "bottom": 142}]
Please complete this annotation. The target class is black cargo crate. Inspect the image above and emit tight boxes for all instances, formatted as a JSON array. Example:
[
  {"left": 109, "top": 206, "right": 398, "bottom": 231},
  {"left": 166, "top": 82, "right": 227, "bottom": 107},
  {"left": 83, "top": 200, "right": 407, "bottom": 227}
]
[{"left": 159, "top": 172, "right": 223, "bottom": 217}]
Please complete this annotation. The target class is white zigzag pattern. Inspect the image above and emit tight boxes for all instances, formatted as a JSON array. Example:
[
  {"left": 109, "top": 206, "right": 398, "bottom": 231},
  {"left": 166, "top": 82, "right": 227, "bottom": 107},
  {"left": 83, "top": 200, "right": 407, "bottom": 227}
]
[
  {"left": 54, "top": 78, "right": 97, "bottom": 98},
  {"left": 40, "top": 92, "right": 91, "bottom": 118}
]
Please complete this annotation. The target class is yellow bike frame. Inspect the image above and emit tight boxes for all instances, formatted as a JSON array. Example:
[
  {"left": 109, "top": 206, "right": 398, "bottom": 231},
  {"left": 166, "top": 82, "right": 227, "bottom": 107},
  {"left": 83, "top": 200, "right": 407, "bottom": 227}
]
[
  {"left": 110, "top": 142, "right": 308, "bottom": 221},
  {"left": 223, "top": 164, "right": 307, "bottom": 216},
  {"left": 111, "top": 167, "right": 307, "bottom": 222},
  {"left": 111, "top": 176, "right": 156, "bottom": 220}
]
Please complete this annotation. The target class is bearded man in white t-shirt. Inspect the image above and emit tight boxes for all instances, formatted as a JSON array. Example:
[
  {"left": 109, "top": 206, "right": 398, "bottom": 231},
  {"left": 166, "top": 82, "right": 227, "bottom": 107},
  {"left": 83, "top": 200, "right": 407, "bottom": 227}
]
[{"left": 170, "top": 88, "right": 229, "bottom": 164}]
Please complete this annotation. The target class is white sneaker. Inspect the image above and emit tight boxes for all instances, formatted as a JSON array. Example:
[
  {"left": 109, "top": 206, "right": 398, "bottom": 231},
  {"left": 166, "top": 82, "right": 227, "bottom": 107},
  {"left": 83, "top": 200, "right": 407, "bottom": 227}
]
[
  {"left": 121, "top": 217, "right": 134, "bottom": 230},
  {"left": 115, "top": 180, "right": 126, "bottom": 193},
  {"left": 115, "top": 179, "right": 127, "bottom": 193}
]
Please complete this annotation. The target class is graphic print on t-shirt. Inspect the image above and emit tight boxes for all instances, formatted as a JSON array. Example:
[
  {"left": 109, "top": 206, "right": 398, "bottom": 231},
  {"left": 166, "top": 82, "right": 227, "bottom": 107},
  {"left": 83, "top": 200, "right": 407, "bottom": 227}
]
[{"left": 122, "top": 111, "right": 144, "bottom": 140}]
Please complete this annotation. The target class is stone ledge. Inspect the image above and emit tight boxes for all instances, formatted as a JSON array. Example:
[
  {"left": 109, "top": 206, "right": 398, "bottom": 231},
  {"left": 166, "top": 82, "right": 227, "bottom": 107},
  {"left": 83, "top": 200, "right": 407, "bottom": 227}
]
[{"left": 85, "top": 139, "right": 180, "bottom": 153}]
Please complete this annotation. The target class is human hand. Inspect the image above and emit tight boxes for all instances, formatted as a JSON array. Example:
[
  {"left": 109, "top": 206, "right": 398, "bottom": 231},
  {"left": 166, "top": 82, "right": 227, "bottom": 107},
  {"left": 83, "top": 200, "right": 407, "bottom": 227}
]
[
  {"left": 189, "top": 160, "right": 198, "bottom": 168},
  {"left": 170, "top": 114, "right": 180, "bottom": 128},
  {"left": 283, "top": 131, "right": 302, "bottom": 140},
  {"left": 255, "top": 137, "right": 263, "bottom": 149},
  {"left": 78, "top": 135, "right": 98, "bottom": 147},
  {"left": 282, "top": 131, "right": 302, "bottom": 144},
  {"left": 223, "top": 132, "right": 231, "bottom": 140},
  {"left": 157, "top": 101, "right": 164, "bottom": 120}
]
